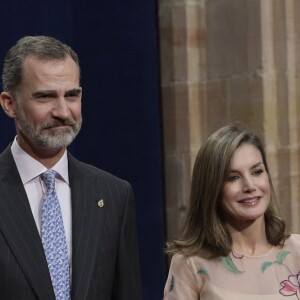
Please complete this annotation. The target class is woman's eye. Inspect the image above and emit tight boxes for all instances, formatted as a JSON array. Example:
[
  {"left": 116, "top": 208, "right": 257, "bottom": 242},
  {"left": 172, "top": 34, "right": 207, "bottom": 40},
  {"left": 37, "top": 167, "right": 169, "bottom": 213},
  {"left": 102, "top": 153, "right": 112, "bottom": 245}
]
[
  {"left": 227, "top": 175, "right": 239, "bottom": 182},
  {"left": 252, "top": 169, "right": 264, "bottom": 176}
]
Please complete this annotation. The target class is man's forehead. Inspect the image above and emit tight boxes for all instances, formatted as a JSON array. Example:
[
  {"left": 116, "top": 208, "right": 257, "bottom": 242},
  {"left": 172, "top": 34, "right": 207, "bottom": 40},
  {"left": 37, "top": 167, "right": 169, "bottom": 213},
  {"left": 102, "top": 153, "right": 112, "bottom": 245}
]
[
  {"left": 21, "top": 55, "right": 80, "bottom": 79},
  {"left": 22, "top": 54, "right": 78, "bottom": 72}
]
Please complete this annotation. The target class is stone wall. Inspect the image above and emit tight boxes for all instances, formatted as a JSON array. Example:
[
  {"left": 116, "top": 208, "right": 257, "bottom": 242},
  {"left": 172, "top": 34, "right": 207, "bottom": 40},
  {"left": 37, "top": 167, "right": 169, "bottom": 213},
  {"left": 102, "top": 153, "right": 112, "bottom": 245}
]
[{"left": 158, "top": 0, "right": 300, "bottom": 241}]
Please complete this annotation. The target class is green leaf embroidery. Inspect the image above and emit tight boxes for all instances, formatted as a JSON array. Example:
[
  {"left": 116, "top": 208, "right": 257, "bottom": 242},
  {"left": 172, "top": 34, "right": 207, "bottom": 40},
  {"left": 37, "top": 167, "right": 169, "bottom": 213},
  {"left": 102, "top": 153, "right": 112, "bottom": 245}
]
[
  {"left": 276, "top": 251, "right": 290, "bottom": 264},
  {"left": 197, "top": 267, "right": 208, "bottom": 275},
  {"left": 261, "top": 261, "right": 273, "bottom": 272},
  {"left": 261, "top": 251, "right": 292, "bottom": 274},
  {"left": 222, "top": 256, "right": 243, "bottom": 274}
]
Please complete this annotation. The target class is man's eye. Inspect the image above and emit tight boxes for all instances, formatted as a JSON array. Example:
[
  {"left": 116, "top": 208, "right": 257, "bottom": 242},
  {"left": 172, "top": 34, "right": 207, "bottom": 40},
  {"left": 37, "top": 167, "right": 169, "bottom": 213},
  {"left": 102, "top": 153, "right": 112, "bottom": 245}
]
[
  {"left": 38, "top": 94, "right": 54, "bottom": 99},
  {"left": 67, "top": 94, "right": 78, "bottom": 99}
]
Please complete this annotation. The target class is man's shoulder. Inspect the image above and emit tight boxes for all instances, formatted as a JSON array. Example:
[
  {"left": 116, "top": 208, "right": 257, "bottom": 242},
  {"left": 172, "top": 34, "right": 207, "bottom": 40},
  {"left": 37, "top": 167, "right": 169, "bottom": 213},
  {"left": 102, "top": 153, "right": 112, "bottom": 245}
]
[
  {"left": 67, "top": 152, "right": 128, "bottom": 186},
  {"left": 0, "top": 145, "right": 13, "bottom": 160},
  {"left": 0, "top": 145, "right": 14, "bottom": 171}
]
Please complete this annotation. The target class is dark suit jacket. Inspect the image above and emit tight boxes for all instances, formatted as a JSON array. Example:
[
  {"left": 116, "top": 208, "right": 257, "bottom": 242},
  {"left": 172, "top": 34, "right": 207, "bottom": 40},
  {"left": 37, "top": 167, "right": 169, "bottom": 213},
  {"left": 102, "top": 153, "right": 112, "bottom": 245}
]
[{"left": 0, "top": 145, "right": 142, "bottom": 299}]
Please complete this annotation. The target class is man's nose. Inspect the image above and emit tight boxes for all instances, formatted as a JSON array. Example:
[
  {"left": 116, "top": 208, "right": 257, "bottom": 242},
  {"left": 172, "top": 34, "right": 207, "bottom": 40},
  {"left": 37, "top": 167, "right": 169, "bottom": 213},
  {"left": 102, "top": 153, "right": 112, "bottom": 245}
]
[{"left": 51, "top": 98, "right": 71, "bottom": 120}]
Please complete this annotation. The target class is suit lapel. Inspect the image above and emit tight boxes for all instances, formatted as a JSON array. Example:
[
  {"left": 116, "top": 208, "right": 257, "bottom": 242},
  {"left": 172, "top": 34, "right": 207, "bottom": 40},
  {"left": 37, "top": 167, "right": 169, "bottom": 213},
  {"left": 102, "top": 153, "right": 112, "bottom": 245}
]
[
  {"left": 68, "top": 154, "right": 105, "bottom": 300},
  {"left": 0, "top": 147, "right": 55, "bottom": 299}
]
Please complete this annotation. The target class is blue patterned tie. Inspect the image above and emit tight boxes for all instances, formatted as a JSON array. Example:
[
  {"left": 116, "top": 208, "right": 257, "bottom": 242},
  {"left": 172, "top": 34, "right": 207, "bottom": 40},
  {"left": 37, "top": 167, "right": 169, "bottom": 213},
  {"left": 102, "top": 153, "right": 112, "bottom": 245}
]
[{"left": 41, "top": 170, "right": 70, "bottom": 300}]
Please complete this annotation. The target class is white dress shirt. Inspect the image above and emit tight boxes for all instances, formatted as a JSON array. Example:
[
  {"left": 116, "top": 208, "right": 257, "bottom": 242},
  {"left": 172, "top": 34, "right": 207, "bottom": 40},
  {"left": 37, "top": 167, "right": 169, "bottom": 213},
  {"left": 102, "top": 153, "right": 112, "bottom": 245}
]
[{"left": 10, "top": 138, "right": 72, "bottom": 263}]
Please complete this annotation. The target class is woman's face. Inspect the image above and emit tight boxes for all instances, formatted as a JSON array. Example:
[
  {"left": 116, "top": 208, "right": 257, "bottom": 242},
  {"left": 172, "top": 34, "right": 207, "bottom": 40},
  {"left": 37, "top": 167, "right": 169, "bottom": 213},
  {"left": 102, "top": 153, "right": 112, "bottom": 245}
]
[{"left": 221, "top": 143, "right": 271, "bottom": 226}]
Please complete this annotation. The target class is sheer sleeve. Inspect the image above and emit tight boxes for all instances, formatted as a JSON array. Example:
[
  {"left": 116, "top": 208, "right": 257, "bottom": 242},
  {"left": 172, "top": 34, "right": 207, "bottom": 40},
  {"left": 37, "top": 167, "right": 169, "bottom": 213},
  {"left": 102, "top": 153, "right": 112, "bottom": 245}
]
[{"left": 164, "top": 254, "right": 203, "bottom": 300}]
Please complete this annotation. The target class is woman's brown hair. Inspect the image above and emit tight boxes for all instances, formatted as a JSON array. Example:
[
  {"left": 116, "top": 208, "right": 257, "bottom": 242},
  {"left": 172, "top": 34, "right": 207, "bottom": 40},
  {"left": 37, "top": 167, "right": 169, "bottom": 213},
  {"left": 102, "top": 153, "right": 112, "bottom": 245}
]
[{"left": 167, "top": 122, "right": 287, "bottom": 258}]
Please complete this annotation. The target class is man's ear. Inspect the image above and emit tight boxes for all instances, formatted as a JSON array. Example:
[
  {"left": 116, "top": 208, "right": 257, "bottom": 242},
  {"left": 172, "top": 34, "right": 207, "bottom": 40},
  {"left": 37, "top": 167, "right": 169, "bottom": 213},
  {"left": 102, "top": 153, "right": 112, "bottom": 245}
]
[{"left": 0, "top": 92, "right": 17, "bottom": 118}]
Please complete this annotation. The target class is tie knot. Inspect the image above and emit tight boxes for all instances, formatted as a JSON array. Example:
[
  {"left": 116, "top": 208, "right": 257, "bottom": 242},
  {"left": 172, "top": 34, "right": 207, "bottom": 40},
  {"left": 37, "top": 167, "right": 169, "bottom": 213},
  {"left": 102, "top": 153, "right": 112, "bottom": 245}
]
[{"left": 41, "top": 170, "right": 57, "bottom": 191}]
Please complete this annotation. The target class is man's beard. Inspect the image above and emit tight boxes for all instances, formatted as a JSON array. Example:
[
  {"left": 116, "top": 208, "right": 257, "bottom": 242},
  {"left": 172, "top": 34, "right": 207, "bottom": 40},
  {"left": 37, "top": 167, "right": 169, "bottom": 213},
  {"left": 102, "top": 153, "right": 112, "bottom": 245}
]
[{"left": 15, "top": 105, "right": 82, "bottom": 150}]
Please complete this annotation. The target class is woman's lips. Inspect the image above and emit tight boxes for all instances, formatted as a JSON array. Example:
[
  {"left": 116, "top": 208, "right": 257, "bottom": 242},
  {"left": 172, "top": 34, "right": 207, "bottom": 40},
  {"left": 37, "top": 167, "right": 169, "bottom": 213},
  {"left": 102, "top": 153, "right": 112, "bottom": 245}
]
[{"left": 238, "top": 196, "right": 260, "bottom": 206}]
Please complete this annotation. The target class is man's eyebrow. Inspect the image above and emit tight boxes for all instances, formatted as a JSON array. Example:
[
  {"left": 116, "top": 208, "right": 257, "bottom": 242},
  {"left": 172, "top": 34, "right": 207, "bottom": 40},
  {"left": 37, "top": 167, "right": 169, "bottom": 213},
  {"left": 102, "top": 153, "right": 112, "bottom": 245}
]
[
  {"left": 31, "top": 90, "right": 57, "bottom": 98},
  {"left": 31, "top": 88, "right": 82, "bottom": 98},
  {"left": 65, "top": 88, "right": 82, "bottom": 96}
]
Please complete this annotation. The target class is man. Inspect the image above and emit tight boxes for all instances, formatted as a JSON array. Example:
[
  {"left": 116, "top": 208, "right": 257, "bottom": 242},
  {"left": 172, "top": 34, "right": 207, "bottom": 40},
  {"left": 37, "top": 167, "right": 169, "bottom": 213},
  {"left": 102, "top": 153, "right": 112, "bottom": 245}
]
[{"left": 0, "top": 36, "right": 142, "bottom": 300}]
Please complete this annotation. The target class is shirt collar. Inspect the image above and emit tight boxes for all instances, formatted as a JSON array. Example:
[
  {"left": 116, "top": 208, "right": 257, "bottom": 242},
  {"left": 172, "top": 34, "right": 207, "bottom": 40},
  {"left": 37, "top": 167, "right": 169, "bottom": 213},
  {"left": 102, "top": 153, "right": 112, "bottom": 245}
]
[{"left": 11, "top": 137, "right": 69, "bottom": 185}]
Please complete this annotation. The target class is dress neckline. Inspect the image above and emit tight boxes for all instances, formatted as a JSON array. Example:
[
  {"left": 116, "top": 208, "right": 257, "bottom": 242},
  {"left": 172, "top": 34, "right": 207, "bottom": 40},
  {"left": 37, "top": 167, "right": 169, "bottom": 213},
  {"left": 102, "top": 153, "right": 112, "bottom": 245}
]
[{"left": 231, "top": 246, "right": 274, "bottom": 259}]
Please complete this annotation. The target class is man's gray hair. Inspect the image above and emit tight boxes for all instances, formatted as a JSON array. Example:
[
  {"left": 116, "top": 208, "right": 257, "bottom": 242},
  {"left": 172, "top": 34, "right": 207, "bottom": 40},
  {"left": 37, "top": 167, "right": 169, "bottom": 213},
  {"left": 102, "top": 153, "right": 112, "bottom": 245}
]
[{"left": 2, "top": 35, "right": 80, "bottom": 95}]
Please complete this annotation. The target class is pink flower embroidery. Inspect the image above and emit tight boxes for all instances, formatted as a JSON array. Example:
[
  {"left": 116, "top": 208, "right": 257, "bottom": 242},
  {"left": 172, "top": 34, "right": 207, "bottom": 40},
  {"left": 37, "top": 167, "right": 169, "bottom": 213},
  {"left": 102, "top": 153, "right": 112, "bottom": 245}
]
[{"left": 280, "top": 272, "right": 300, "bottom": 298}]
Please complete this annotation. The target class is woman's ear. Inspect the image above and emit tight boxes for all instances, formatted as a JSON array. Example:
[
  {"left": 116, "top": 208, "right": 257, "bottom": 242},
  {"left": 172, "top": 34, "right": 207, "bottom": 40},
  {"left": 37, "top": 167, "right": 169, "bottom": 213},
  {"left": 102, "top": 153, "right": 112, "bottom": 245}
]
[{"left": 0, "top": 92, "right": 17, "bottom": 118}]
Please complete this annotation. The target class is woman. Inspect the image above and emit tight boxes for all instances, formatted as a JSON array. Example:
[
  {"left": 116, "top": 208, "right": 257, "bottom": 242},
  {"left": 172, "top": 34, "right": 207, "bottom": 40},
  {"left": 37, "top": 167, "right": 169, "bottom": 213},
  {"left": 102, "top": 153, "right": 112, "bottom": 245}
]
[{"left": 164, "top": 123, "right": 300, "bottom": 299}]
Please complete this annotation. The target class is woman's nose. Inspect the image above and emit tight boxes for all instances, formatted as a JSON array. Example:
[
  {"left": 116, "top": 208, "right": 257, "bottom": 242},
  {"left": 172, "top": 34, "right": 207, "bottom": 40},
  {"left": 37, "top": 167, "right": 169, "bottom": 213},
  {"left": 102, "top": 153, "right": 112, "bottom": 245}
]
[{"left": 242, "top": 178, "right": 256, "bottom": 193}]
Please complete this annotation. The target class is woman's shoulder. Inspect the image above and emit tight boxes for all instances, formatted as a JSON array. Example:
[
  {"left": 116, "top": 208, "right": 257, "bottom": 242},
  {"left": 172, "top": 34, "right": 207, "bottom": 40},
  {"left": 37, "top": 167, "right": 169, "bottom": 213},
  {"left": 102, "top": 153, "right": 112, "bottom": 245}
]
[
  {"left": 164, "top": 253, "right": 206, "bottom": 298},
  {"left": 169, "top": 252, "right": 218, "bottom": 273},
  {"left": 284, "top": 233, "right": 300, "bottom": 247},
  {"left": 284, "top": 234, "right": 300, "bottom": 252},
  {"left": 170, "top": 252, "right": 209, "bottom": 263},
  {"left": 169, "top": 253, "right": 195, "bottom": 269}
]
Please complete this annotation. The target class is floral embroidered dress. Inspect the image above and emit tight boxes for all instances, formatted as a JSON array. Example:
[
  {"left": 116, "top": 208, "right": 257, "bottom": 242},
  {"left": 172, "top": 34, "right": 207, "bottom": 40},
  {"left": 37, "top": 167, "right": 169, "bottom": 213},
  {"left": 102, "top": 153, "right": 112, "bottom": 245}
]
[{"left": 164, "top": 234, "right": 300, "bottom": 300}]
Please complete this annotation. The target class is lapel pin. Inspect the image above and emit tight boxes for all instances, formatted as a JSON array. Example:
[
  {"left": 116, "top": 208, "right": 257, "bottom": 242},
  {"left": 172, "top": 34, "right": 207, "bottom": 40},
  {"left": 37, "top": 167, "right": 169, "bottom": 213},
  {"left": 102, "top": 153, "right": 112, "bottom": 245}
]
[{"left": 98, "top": 199, "right": 104, "bottom": 208}]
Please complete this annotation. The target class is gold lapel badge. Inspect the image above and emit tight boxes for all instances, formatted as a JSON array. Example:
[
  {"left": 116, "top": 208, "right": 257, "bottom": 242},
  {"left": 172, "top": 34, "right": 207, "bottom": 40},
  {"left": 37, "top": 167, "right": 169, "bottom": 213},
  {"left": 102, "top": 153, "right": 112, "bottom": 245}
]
[{"left": 98, "top": 199, "right": 104, "bottom": 208}]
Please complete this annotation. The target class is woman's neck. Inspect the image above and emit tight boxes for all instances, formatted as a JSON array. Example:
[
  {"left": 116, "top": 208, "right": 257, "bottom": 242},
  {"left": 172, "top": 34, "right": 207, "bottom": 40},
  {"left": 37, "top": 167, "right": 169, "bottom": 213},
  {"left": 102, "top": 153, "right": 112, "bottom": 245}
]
[{"left": 227, "top": 217, "right": 271, "bottom": 256}]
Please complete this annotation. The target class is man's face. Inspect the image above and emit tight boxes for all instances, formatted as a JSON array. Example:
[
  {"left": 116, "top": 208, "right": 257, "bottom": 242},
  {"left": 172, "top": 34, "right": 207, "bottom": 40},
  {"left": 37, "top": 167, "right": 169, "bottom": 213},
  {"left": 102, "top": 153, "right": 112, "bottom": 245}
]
[{"left": 13, "top": 55, "right": 82, "bottom": 153}]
